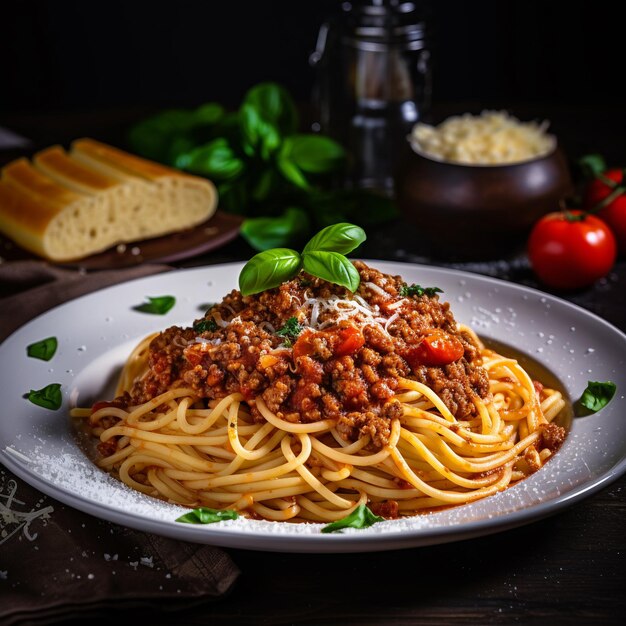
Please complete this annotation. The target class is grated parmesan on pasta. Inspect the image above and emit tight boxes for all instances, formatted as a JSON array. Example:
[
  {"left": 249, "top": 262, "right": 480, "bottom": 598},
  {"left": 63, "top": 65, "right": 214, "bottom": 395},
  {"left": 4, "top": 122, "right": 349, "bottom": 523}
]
[{"left": 410, "top": 110, "right": 555, "bottom": 165}]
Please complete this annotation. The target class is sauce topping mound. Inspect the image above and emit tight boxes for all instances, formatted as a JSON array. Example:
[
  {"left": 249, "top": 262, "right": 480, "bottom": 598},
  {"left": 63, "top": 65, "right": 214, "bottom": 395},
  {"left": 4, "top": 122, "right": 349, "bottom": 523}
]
[{"left": 131, "top": 261, "right": 489, "bottom": 447}]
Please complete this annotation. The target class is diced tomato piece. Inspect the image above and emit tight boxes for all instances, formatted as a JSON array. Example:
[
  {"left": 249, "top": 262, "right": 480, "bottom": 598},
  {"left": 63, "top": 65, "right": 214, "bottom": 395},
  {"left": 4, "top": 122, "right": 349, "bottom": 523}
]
[
  {"left": 334, "top": 326, "right": 365, "bottom": 357},
  {"left": 405, "top": 330, "right": 464, "bottom": 367},
  {"left": 292, "top": 329, "right": 318, "bottom": 359}
]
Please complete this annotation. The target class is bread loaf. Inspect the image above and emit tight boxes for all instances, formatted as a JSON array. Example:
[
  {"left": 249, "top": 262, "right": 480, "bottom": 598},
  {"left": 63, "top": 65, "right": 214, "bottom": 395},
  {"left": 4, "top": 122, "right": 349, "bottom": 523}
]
[{"left": 0, "top": 138, "right": 218, "bottom": 261}]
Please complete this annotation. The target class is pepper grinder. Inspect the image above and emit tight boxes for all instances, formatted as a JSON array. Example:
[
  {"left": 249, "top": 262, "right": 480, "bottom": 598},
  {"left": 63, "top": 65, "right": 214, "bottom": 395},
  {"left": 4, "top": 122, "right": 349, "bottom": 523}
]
[{"left": 310, "top": 0, "right": 432, "bottom": 197}]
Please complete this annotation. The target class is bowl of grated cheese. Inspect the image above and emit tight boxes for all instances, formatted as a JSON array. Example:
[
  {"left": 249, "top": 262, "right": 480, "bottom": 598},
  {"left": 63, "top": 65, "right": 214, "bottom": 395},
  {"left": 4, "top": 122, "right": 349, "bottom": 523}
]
[{"left": 395, "top": 110, "right": 573, "bottom": 260}]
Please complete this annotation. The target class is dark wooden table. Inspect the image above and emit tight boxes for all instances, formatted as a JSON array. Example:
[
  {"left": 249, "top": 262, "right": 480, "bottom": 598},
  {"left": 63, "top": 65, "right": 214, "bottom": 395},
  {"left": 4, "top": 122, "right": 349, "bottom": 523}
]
[{"left": 1, "top": 105, "right": 625, "bottom": 625}]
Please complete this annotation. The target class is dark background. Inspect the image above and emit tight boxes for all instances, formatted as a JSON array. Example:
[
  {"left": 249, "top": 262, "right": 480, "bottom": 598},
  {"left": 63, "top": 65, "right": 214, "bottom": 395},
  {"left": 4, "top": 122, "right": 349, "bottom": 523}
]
[{"left": 1, "top": 0, "right": 624, "bottom": 116}]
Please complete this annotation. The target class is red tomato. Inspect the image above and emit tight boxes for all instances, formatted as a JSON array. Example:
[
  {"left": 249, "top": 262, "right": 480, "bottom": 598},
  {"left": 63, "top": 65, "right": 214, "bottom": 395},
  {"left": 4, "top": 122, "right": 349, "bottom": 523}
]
[
  {"left": 527, "top": 210, "right": 617, "bottom": 290},
  {"left": 334, "top": 326, "right": 365, "bottom": 357},
  {"left": 584, "top": 168, "right": 626, "bottom": 255},
  {"left": 404, "top": 330, "right": 465, "bottom": 368}
]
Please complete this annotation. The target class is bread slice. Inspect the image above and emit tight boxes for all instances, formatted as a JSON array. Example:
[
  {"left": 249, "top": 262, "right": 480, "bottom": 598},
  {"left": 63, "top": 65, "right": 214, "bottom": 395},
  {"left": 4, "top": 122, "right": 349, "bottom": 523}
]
[{"left": 0, "top": 138, "right": 218, "bottom": 262}]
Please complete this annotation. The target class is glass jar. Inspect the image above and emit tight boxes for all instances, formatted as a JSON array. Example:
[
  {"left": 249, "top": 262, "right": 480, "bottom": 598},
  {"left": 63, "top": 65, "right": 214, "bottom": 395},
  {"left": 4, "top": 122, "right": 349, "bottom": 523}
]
[{"left": 310, "top": 0, "right": 431, "bottom": 197}]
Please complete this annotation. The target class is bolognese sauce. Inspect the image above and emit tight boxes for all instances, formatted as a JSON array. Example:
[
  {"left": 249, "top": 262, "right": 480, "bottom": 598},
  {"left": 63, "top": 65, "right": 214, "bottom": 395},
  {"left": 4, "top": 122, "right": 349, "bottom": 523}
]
[{"left": 128, "top": 261, "right": 489, "bottom": 448}]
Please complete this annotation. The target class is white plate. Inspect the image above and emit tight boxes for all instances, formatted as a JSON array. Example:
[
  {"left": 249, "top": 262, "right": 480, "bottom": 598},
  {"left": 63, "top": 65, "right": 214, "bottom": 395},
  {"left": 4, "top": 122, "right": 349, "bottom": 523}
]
[{"left": 1, "top": 261, "right": 625, "bottom": 553}]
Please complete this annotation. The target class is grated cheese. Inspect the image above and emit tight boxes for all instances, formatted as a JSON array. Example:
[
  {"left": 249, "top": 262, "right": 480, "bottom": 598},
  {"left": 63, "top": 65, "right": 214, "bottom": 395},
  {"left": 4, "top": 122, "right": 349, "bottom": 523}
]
[
  {"left": 363, "top": 281, "right": 392, "bottom": 299},
  {"left": 299, "top": 294, "right": 391, "bottom": 336},
  {"left": 410, "top": 110, "right": 554, "bottom": 165}
]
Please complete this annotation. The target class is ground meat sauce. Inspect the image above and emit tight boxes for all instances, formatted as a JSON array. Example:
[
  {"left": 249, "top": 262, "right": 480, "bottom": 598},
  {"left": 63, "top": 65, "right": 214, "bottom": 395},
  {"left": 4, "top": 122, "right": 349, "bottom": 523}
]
[{"left": 130, "top": 261, "right": 490, "bottom": 448}]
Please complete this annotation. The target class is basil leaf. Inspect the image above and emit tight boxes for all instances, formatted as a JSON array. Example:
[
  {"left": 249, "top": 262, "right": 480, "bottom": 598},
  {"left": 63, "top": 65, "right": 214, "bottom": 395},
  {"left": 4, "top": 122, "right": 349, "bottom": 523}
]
[
  {"left": 579, "top": 153, "right": 606, "bottom": 179},
  {"left": 302, "top": 250, "right": 360, "bottom": 292},
  {"left": 279, "top": 134, "right": 346, "bottom": 174},
  {"left": 303, "top": 223, "right": 366, "bottom": 255},
  {"left": 27, "top": 337, "right": 58, "bottom": 361},
  {"left": 167, "top": 135, "right": 198, "bottom": 167},
  {"left": 128, "top": 109, "right": 196, "bottom": 162},
  {"left": 133, "top": 296, "right": 176, "bottom": 315},
  {"left": 241, "top": 207, "right": 310, "bottom": 251},
  {"left": 239, "top": 248, "right": 302, "bottom": 296},
  {"left": 240, "top": 104, "right": 281, "bottom": 159},
  {"left": 251, "top": 168, "right": 280, "bottom": 202},
  {"left": 193, "top": 102, "right": 226, "bottom": 126},
  {"left": 276, "top": 154, "right": 310, "bottom": 189},
  {"left": 177, "top": 138, "right": 245, "bottom": 181},
  {"left": 27, "top": 383, "right": 62, "bottom": 411},
  {"left": 218, "top": 179, "right": 249, "bottom": 214},
  {"left": 580, "top": 381, "right": 617, "bottom": 412},
  {"left": 193, "top": 318, "right": 218, "bottom": 333},
  {"left": 240, "top": 83, "right": 298, "bottom": 159},
  {"left": 321, "top": 504, "right": 384, "bottom": 533},
  {"left": 129, "top": 105, "right": 226, "bottom": 165},
  {"left": 176, "top": 507, "right": 239, "bottom": 524}
]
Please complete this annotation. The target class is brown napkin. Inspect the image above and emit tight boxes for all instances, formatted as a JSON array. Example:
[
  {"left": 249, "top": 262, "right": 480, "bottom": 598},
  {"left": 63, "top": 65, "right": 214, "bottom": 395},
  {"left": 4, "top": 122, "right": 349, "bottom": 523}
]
[{"left": 0, "top": 261, "right": 240, "bottom": 626}]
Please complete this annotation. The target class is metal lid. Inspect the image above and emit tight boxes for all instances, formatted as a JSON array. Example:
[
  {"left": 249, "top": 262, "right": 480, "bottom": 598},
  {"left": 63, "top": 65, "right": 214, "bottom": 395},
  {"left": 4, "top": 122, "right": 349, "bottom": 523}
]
[{"left": 339, "top": 0, "right": 428, "bottom": 49}]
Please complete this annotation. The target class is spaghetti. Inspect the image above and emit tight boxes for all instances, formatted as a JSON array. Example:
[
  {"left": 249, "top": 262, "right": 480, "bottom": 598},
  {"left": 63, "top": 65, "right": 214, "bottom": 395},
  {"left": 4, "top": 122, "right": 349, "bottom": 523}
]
[{"left": 72, "top": 261, "right": 567, "bottom": 523}]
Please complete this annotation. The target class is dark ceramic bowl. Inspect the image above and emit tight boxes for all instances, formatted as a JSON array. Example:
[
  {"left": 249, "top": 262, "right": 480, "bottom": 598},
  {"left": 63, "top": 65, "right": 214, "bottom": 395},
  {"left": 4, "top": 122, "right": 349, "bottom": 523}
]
[{"left": 395, "top": 141, "right": 573, "bottom": 260}]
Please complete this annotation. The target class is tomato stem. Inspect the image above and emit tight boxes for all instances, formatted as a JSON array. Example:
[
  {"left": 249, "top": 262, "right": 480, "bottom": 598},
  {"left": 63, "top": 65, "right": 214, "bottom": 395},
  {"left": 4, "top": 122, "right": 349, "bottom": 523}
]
[
  {"left": 587, "top": 167, "right": 626, "bottom": 215},
  {"left": 559, "top": 197, "right": 586, "bottom": 222}
]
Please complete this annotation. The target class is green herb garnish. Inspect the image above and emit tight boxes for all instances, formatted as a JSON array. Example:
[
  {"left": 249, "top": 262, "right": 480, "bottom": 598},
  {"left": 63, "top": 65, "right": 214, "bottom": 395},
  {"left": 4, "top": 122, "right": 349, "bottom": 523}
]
[
  {"left": 399, "top": 284, "right": 443, "bottom": 298},
  {"left": 176, "top": 507, "right": 239, "bottom": 524},
  {"left": 321, "top": 504, "right": 384, "bottom": 533},
  {"left": 239, "top": 223, "right": 365, "bottom": 296},
  {"left": 26, "top": 337, "right": 58, "bottom": 361},
  {"left": 133, "top": 295, "right": 176, "bottom": 315},
  {"left": 128, "top": 82, "right": 397, "bottom": 252},
  {"left": 193, "top": 318, "right": 218, "bottom": 333},
  {"left": 276, "top": 317, "right": 304, "bottom": 343},
  {"left": 27, "top": 383, "right": 62, "bottom": 410},
  {"left": 579, "top": 381, "right": 617, "bottom": 412}
]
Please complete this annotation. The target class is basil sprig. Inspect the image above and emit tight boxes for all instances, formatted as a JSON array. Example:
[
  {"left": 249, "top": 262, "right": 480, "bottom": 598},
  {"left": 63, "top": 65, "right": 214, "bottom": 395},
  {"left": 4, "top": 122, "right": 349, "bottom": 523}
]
[
  {"left": 321, "top": 504, "right": 384, "bottom": 533},
  {"left": 133, "top": 295, "right": 176, "bottom": 315},
  {"left": 27, "top": 383, "right": 63, "bottom": 411},
  {"left": 176, "top": 507, "right": 239, "bottom": 524},
  {"left": 27, "top": 337, "right": 58, "bottom": 361},
  {"left": 238, "top": 223, "right": 365, "bottom": 296},
  {"left": 579, "top": 380, "right": 617, "bottom": 412}
]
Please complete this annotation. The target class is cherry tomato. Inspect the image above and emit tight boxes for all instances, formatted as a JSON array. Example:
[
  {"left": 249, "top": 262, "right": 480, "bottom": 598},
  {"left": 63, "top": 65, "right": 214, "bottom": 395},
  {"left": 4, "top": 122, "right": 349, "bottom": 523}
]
[
  {"left": 584, "top": 168, "right": 626, "bottom": 255},
  {"left": 527, "top": 210, "right": 617, "bottom": 290},
  {"left": 404, "top": 330, "right": 464, "bottom": 368}
]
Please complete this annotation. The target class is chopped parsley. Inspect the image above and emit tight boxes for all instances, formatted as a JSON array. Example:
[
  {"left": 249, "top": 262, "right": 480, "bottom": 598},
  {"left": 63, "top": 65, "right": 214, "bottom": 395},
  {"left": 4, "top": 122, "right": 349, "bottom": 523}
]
[
  {"left": 276, "top": 317, "right": 304, "bottom": 342},
  {"left": 193, "top": 318, "right": 218, "bottom": 333},
  {"left": 399, "top": 283, "right": 443, "bottom": 298}
]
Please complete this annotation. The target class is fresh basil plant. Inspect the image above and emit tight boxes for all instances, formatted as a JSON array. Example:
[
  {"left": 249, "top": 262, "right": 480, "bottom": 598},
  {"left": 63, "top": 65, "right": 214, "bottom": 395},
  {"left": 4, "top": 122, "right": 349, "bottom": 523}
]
[{"left": 128, "top": 82, "right": 397, "bottom": 251}]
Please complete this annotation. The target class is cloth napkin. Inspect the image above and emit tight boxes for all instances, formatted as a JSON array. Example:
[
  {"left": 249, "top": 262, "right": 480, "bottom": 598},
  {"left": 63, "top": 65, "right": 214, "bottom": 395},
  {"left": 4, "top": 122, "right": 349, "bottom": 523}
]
[{"left": 0, "top": 261, "right": 240, "bottom": 626}]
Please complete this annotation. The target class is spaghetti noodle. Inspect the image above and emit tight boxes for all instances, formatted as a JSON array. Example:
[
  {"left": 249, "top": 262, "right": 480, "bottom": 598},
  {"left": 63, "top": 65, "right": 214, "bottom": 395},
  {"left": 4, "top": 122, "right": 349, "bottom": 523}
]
[{"left": 72, "top": 261, "right": 567, "bottom": 523}]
